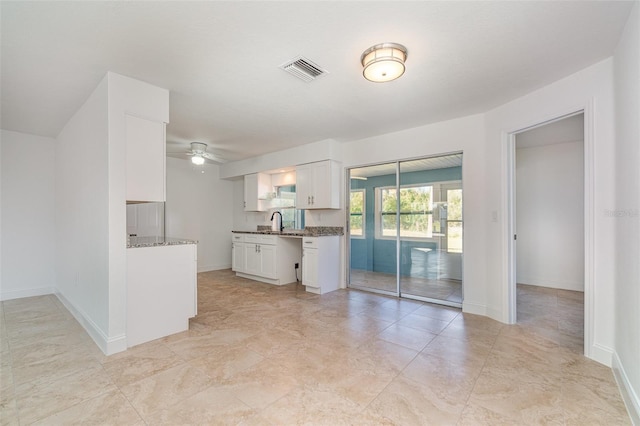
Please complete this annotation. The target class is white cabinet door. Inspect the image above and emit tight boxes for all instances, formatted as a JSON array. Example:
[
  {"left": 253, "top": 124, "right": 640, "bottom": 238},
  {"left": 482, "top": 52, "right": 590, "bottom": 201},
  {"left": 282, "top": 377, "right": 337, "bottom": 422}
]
[
  {"left": 126, "top": 114, "right": 166, "bottom": 202},
  {"left": 295, "top": 160, "right": 340, "bottom": 209},
  {"left": 302, "top": 236, "right": 339, "bottom": 294},
  {"left": 311, "top": 161, "right": 339, "bottom": 208},
  {"left": 302, "top": 248, "right": 319, "bottom": 288},
  {"left": 295, "top": 163, "right": 313, "bottom": 208},
  {"left": 127, "top": 244, "right": 196, "bottom": 347},
  {"left": 245, "top": 243, "right": 260, "bottom": 275},
  {"left": 259, "top": 244, "right": 278, "bottom": 279},
  {"left": 232, "top": 242, "right": 245, "bottom": 272},
  {"left": 244, "top": 173, "right": 272, "bottom": 211}
]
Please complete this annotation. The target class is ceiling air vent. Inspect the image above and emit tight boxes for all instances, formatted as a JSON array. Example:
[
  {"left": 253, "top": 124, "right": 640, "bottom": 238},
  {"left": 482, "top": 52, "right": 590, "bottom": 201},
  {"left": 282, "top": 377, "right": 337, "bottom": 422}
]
[{"left": 279, "top": 56, "right": 327, "bottom": 82}]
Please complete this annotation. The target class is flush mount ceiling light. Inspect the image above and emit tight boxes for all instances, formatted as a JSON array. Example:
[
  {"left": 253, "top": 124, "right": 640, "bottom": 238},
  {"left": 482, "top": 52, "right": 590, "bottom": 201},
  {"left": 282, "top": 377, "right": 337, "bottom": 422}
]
[{"left": 361, "top": 42, "right": 408, "bottom": 83}]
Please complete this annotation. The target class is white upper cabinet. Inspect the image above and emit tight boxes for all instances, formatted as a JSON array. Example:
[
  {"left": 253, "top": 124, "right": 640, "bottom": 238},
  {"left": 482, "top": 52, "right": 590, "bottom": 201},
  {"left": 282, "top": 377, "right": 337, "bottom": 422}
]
[
  {"left": 244, "top": 172, "right": 272, "bottom": 211},
  {"left": 126, "top": 114, "right": 166, "bottom": 202},
  {"left": 296, "top": 160, "right": 341, "bottom": 209}
]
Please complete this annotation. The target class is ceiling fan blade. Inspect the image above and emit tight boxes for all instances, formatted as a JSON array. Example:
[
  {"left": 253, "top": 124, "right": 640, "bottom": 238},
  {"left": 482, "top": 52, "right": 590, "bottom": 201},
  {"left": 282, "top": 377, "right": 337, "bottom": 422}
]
[{"left": 202, "top": 152, "right": 227, "bottom": 163}]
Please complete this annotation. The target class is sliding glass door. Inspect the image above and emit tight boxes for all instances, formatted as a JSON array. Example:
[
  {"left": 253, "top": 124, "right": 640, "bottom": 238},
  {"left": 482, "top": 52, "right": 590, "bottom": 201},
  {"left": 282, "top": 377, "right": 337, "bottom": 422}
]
[
  {"left": 398, "top": 158, "right": 463, "bottom": 306},
  {"left": 348, "top": 163, "right": 398, "bottom": 295},
  {"left": 348, "top": 154, "right": 463, "bottom": 307}
]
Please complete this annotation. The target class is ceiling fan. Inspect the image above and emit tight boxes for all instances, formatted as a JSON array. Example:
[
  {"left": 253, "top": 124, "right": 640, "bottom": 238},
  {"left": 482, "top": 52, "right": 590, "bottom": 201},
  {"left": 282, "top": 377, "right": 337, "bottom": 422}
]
[{"left": 177, "top": 142, "right": 227, "bottom": 165}]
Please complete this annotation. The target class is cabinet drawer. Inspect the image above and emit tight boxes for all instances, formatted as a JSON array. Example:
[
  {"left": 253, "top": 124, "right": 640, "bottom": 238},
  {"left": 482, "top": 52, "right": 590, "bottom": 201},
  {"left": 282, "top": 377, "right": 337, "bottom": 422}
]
[
  {"left": 232, "top": 233, "right": 245, "bottom": 242},
  {"left": 244, "top": 234, "right": 259, "bottom": 243},
  {"left": 244, "top": 234, "right": 277, "bottom": 245},
  {"left": 302, "top": 237, "right": 318, "bottom": 249},
  {"left": 258, "top": 235, "right": 277, "bottom": 245}
]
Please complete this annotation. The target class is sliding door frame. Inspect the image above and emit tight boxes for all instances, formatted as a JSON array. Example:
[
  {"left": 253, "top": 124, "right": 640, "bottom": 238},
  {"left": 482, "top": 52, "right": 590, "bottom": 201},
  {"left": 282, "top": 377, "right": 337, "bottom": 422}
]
[{"left": 346, "top": 151, "right": 464, "bottom": 308}]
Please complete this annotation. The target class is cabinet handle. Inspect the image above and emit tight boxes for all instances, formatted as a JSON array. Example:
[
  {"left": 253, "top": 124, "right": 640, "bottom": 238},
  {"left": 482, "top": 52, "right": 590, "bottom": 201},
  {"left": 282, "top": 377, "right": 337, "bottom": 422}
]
[
  {"left": 307, "top": 195, "right": 311, "bottom": 205},
  {"left": 311, "top": 195, "right": 314, "bottom": 204}
]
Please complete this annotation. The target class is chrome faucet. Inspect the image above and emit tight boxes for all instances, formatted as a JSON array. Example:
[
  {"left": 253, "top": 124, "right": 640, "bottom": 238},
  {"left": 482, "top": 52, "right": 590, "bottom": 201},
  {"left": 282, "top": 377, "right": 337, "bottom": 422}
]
[{"left": 270, "top": 211, "right": 284, "bottom": 232}]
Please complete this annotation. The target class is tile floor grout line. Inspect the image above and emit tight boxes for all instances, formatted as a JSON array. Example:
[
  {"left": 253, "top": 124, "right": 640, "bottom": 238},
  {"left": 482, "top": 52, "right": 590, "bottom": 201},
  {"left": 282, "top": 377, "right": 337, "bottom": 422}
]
[{"left": 3, "top": 276, "right": 627, "bottom": 424}]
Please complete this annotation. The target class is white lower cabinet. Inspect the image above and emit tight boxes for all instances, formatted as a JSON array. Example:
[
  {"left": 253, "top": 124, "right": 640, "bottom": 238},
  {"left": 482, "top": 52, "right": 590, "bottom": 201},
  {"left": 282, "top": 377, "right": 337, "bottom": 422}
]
[
  {"left": 231, "top": 233, "right": 246, "bottom": 273},
  {"left": 301, "top": 245, "right": 319, "bottom": 287},
  {"left": 231, "top": 233, "right": 300, "bottom": 285},
  {"left": 259, "top": 244, "right": 277, "bottom": 279},
  {"left": 245, "top": 242, "right": 261, "bottom": 275},
  {"left": 232, "top": 242, "right": 245, "bottom": 273},
  {"left": 127, "top": 243, "right": 197, "bottom": 347},
  {"left": 244, "top": 241, "right": 277, "bottom": 278},
  {"left": 302, "top": 236, "right": 339, "bottom": 294}
]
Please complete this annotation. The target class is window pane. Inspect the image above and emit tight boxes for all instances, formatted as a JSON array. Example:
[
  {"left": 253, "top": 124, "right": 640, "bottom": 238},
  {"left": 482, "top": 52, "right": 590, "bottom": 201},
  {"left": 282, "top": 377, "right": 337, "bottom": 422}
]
[
  {"left": 382, "top": 212, "right": 397, "bottom": 236},
  {"left": 447, "top": 189, "right": 462, "bottom": 221},
  {"left": 350, "top": 190, "right": 364, "bottom": 236},
  {"left": 447, "top": 221, "right": 463, "bottom": 253},
  {"left": 381, "top": 188, "right": 397, "bottom": 213},
  {"left": 379, "top": 186, "right": 434, "bottom": 238},
  {"left": 400, "top": 213, "right": 432, "bottom": 238}
]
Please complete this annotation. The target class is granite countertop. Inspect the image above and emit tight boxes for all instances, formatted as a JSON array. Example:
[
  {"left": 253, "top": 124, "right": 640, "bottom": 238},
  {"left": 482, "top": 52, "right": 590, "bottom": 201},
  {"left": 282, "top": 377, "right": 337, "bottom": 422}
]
[
  {"left": 127, "top": 236, "right": 198, "bottom": 248},
  {"left": 232, "top": 226, "right": 344, "bottom": 237}
]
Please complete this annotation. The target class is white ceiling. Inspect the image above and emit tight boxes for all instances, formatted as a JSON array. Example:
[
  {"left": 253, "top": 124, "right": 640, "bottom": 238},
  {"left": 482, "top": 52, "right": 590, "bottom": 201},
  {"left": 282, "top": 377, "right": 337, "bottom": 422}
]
[
  {"left": 350, "top": 154, "right": 463, "bottom": 178},
  {"left": 0, "top": 1, "right": 633, "bottom": 163}
]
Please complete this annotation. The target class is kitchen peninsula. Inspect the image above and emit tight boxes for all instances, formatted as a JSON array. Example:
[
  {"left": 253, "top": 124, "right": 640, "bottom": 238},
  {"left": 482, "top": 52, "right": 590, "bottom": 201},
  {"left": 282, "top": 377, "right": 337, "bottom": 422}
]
[
  {"left": 127, "top": 237, "right": 197, "bottom": 347},
  {"left": 232, "top": 226, "right": 343, "bottom": 295}
]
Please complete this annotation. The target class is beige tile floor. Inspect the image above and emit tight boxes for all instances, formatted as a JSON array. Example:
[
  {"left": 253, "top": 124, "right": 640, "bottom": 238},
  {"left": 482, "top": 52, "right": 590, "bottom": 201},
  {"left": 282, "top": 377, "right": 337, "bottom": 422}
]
[
  {"left": 0, "top": 270, "right": 630, "bottom": 425},
  {"left": 349, "top": 269, "right": 463, "bottom": 304}
]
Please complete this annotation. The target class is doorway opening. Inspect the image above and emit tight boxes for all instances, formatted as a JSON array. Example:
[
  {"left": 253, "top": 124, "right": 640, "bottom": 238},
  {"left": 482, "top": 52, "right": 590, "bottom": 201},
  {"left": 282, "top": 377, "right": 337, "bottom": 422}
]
[
  {"left": 347, "top": 153, "right": 463, "bottom": 308},
  {"left": 507, "top": 111, "right": 588, "bottom": 354}
]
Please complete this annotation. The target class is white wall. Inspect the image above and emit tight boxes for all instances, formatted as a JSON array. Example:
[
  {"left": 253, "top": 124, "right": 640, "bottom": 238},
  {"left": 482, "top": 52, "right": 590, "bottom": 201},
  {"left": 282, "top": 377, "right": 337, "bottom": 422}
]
[
  {"left": 485, "top": 58, "right": 616, "bottom": 365},
  {"left": 106, "top": 73, "right": 169, "bottom": 352},
  {"left": 0, "top": 130, "right": 56, "bottom": 300},
  {"left": 55, "top": 72, "right": 169, "bottom": 355},
  {"left": 166, "top": 157, "right": 234, "bottom": 272},
  {"left": 55, "top": 76, "right": 111, "bottom": 343},
  {"left": 342, "top": 114, "right": 488, "bottom": 315},
  {"left": 220, "top": 138, "right": 341, "bottom": 179},
  {"left": 516, "top": 141, "right": 584, "bottom": 291},
  {"left": 613, "top": 2, "right": 640, "bottom": 422}
]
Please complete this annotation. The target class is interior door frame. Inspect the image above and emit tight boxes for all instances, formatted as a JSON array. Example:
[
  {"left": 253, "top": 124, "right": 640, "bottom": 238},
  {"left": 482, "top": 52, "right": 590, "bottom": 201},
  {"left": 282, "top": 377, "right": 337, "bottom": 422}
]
[{"left": 503, "top": 101, "right": 594, "bottom": 359}]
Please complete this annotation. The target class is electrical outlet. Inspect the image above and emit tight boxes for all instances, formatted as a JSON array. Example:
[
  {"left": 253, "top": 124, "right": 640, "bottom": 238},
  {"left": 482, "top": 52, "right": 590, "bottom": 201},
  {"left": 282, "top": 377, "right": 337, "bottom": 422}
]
[{"left": 295, "top": 263, "right": 299, "bottom": 269}]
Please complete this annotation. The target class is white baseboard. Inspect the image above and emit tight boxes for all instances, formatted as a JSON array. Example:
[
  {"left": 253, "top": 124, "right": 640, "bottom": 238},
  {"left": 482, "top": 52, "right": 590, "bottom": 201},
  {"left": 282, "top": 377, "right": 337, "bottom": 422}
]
[
  {"left": 613, "top": 351, "right": 640, "bottom": 425},
  {"left": 235, "top": 272, "right": 289, "bottom": 286},
  {"left": 197, "top": 263, "right": 231, "bottom": 273},
  {"left": 589, "top": 342, "right": 614, "bottom": 367},
  {"left": 1, "top": 286, "right": 55, "bottom": 301},
  {"left": 462, "top": 301, "right": 487, "bottom": 317},
  {"left": 54, "top": 291, "right": 127, "bottom": 356},
  {"left": 517, "top": 276, "right": 584, "bottom": 292},
  {"left": 0, "top": 286, "right": 55, "bottom": 301}
]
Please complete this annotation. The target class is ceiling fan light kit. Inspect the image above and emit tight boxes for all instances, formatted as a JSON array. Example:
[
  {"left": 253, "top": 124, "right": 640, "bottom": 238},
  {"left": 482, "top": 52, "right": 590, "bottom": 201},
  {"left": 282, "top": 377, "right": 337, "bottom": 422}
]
[
  {"left": 191, "top": 155, "right": 205, "bottom": 165},
  {"left": 361, "top": 42, "right": 408, "bottom": 83},
  {"left": 172, "top": 141, "right": 227, "bottom": 165}
]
